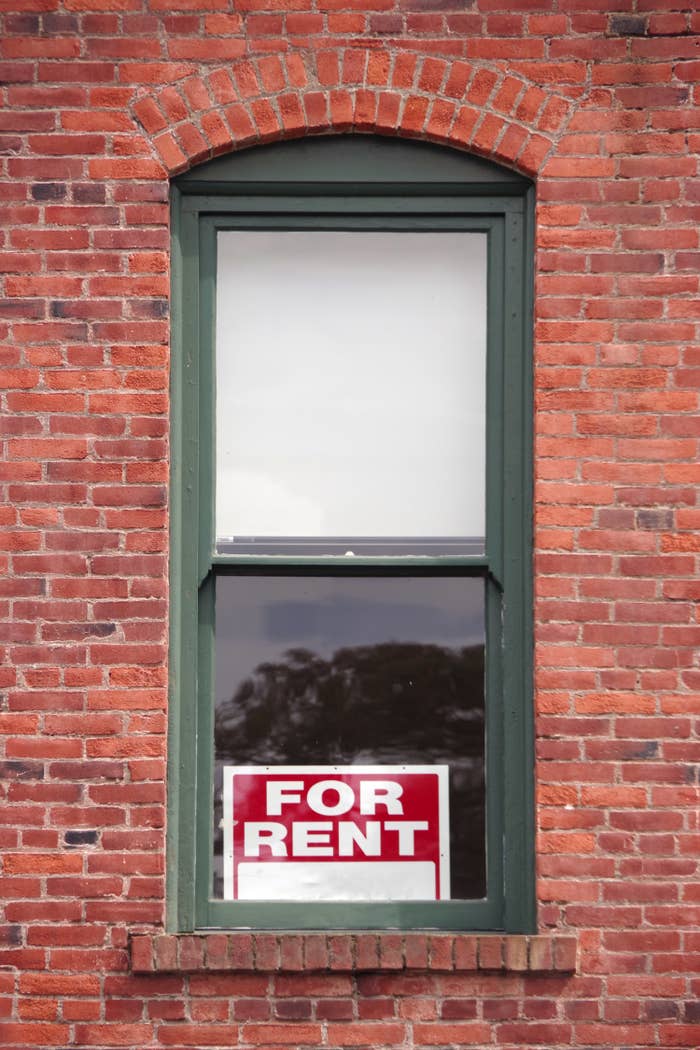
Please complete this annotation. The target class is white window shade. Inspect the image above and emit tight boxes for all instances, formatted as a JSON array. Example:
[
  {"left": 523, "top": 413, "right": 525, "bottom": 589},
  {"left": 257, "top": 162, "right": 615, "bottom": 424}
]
[{"left": 215, "top": 230, "right": 487, "bottom": 553}]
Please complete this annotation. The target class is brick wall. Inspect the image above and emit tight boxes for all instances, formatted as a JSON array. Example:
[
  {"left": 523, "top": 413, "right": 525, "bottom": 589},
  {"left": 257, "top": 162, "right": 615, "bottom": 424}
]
[{"left": 1, "top": 1, "right": 699, "bottom": 1047}]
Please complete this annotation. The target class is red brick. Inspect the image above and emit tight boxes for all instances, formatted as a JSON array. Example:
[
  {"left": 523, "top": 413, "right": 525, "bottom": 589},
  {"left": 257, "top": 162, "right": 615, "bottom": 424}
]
[
  {"left": 2, "top": 14, "right": 700, "bottom": 1050},
  {"left": 414, "top": 1022, "right": 492, "bottom": 1044},
  {"left": 443, "top": 61, "right": 474, "bottom": 101},
  {"left": 243, "top": 1023, "right": 322, "bottom": 1044}
]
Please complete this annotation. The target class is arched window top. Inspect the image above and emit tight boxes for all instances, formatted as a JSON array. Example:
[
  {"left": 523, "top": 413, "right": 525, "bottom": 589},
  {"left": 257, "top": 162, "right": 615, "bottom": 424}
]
[
  {"left": 175, "top": 134, "right": 532, "bottom": 194},
  {"left": 169, "top": 133, "right": 534, "bottom": 933}
]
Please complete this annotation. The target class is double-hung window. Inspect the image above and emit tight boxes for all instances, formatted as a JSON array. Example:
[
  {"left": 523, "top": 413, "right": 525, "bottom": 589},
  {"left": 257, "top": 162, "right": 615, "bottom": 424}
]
[{"left": 170, "top": 135, "right": 534, "bottom": 931}]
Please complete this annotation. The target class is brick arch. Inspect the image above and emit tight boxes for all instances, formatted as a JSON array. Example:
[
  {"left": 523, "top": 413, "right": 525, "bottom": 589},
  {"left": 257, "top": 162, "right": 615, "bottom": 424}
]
[{"left": 131, "top": 48, "right": 573, "bottom": 179}]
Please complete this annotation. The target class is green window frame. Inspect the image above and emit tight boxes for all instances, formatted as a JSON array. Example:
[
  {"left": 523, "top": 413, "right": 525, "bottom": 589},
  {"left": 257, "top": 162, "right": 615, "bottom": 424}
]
[{"left": 169, "top": 136, "right": 535, "bottom": 932}]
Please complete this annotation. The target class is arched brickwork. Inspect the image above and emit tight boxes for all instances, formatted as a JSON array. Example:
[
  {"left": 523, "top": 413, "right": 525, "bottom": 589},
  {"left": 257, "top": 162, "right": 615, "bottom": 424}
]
[{"left": 130, "top": 48, "right": 574, "bottom": 178}]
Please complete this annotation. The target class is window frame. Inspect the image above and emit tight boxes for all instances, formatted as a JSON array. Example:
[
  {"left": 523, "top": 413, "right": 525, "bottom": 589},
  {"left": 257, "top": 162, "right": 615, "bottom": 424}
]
[{"left": 169, "top": 136, "right": 535, "bottom": 933}]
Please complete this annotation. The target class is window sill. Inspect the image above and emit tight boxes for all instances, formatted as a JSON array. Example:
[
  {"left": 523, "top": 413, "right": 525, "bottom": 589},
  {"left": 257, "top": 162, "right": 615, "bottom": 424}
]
[{"left": 130, "top": 932, "right": 577, "bottom": 975}]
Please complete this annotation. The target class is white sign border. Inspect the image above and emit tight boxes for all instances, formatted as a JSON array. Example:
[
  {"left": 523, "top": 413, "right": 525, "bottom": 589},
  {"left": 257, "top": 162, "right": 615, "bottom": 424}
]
[{"left": 222, "top": 764, "right": 450, "bottom": 902}]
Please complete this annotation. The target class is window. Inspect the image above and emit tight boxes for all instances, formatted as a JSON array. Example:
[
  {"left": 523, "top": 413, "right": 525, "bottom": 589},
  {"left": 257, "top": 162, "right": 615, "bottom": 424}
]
[{"left": 170, "top": 136, "right": 534, "bottom": 931}]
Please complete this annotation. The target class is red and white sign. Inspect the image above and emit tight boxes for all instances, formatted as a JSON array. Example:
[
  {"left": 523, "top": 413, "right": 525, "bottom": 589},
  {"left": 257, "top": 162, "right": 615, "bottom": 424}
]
[{"left": 222, "top": 765, "right": 450, "bottom": 901}]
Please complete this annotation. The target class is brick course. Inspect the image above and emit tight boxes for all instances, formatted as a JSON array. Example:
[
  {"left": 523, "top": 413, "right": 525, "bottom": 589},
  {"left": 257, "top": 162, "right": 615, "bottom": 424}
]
[{"left": 1, "top": 0, "right": 699, "bottom": 1047}]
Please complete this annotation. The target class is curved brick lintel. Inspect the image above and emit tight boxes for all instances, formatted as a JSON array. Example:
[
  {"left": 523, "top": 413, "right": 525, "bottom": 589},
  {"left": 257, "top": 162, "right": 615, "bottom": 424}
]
[
  {"left": 131, "top": 932, "right": 577, "bottom": 976},
  {"left": 130, "top": 49, "right": 574, "bottom": 180}
]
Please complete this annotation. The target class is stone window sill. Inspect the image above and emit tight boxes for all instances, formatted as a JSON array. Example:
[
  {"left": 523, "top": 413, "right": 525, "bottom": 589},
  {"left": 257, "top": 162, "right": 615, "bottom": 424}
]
[{"left": 130, "top": 932, "right": 577, "bottom": 975}]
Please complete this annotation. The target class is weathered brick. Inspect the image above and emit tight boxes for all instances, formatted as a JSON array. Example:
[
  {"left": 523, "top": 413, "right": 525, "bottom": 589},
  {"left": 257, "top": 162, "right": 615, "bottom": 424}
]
[{"left": 1, "top": 13, "right": 698, "bottom": 1050}]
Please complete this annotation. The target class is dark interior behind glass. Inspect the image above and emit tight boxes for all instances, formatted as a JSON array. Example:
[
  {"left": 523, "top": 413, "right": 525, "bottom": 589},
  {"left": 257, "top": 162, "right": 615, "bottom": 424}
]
[{"left": 213, "top": 575, "right": 486, "bottom": 901}]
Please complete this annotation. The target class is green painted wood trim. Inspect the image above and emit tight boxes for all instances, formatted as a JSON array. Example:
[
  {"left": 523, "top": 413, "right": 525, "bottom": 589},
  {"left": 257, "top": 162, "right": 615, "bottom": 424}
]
[
  {"left": 166, "top": 186, "right": 183, "bottom": 932},
  {"left": 201, "top": 213, "right": 501, "bottom": 237},
  {"left": 211, "top": 556, "right": 493, "bottom": 572},
  {"left": 201, "top": 898, "right": 503, "bottom": 932},
  {"left": 170, "top": 139, "right": 535, "bottom": 934},
  {"left": 194, "top": 574, "right": 216, "bottom": 929},
  {"left": 197, "top": 220, "right": 217, "bottom": 583},
  {"left": 183, "top": 195, "right": 524, "bottom": 216},
  {"left": 485, "top": 217, "right": 505, "bottom": 586},
  {"left": 500, "top": 201, "right": 535, "bottom": 933},
  {"left": 504, "top": 188, "right": 536, "bottom": 932},
  {"left": 167, "top": 191, "right": 202, "bottom": 931},
  {"left": 175, "top": 136, "right": 530, "bottom": 190}
]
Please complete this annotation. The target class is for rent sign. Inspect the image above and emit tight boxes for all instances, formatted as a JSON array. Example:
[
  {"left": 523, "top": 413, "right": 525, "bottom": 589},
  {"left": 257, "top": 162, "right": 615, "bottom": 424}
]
[{"left": 222, "top": 765, "right": 450, "bottom": 901}]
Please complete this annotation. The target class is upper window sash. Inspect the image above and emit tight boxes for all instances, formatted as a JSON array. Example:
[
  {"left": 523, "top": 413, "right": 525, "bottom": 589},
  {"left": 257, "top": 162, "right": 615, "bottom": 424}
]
[{"left": 191, "top": 205, "right": 511, "bottom": 583}]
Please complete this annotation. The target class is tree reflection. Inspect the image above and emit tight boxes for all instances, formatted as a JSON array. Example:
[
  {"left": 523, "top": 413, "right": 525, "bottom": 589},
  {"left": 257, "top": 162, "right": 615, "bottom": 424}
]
[{"left": 215, "top": 641, "right": 486, "bottom": 898}]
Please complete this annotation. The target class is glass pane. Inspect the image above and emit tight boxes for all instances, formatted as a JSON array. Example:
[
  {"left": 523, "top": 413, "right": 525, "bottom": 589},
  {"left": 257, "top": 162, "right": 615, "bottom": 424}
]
[
  {"left": 216, "top": 231, "right": 487, "bottom": 555},
  {"left": 212, "top": 576, "right": 486, "bottom": 901}
]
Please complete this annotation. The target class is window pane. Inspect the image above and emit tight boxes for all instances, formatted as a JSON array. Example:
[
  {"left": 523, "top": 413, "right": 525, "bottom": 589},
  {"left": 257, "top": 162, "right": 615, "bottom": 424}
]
[
  {"left": 212, "top": 575, "right": 486, "bottom": 901},
  {"left": 216, "top": 231, "right": 487, "bottom": 553}
]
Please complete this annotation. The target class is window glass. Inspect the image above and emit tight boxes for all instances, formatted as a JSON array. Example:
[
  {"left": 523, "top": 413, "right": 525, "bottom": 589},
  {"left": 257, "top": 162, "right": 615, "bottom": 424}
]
[
  {"left": 216, "top": 231, "right": 487, "bottom": 554},
  {"left": 212, "top": 575, "right": 486, "bottom": 902}
]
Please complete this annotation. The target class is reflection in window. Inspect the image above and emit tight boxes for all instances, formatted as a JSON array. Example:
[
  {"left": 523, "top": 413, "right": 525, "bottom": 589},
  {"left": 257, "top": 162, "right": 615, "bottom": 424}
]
[{"left": 213, "top": 576, "right": 486, "bottom": 901}]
